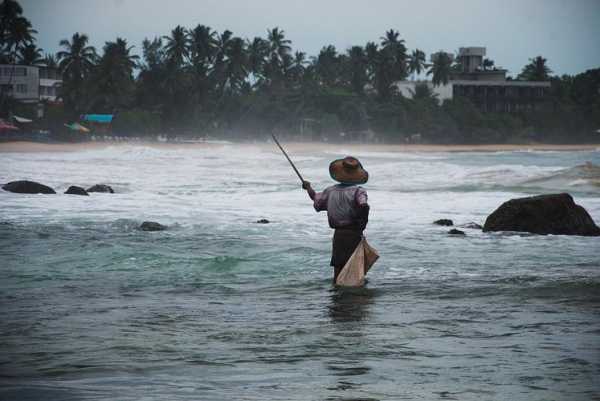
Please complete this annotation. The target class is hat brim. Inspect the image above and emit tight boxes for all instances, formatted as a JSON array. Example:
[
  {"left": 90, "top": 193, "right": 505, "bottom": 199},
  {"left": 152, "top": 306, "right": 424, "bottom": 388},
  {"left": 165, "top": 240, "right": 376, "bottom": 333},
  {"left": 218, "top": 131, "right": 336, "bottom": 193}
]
[{"left": 329, "top": 158, "right": 369, "bottom": 185}]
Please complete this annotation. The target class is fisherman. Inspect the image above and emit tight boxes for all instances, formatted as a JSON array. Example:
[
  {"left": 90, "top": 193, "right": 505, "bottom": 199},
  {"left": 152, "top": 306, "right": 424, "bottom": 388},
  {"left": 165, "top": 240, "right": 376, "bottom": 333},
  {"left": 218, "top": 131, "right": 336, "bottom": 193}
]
[{"left": 302, "top": 156, "right": 370, "bottom": 283}]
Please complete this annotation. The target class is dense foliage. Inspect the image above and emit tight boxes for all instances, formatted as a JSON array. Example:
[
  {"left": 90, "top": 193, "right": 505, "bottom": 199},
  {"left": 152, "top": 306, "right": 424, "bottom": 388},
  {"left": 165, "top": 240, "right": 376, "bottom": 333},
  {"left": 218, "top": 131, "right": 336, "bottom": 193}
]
[{"left": 1, "top": 0, "right": 599, "bottom": 143}]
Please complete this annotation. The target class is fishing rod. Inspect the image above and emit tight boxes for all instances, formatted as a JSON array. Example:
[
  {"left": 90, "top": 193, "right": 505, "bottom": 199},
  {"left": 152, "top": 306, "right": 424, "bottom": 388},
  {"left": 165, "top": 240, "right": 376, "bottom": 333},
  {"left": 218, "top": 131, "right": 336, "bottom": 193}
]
[{"left": 271, "top": 133, "right": 305, "bottom": 184}]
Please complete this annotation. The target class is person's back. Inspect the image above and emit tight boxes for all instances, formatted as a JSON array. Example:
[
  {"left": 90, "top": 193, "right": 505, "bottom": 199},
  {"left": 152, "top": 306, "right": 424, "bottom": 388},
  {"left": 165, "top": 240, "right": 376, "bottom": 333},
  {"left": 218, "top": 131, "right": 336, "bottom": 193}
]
[{"left": 303, "top": 156, "right": 370, "bottom": 282}]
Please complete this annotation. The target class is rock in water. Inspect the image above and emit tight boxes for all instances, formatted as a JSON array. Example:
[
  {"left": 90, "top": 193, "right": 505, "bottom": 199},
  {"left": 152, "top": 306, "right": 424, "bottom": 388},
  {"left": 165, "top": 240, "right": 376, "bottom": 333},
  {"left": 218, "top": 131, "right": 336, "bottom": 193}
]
[
  {"left": 459, "top": 222, "right": 483, "bottom": 230},
  {"left": 2, "top": 180, "right": 56, "bottom": 194},
  {"left": 140, "top": 221, "right": 167, "bottom": 231},
  {"left": 256, "top": 219, "right": 270, "bottom": 224},
  {"left": 483, "top": 193, "right": 600, "bottom": 236},
  {"left": 433, "top": 219, "right": 453, "bottom": 226},
  {"left": 448, "top": 229, "right": 466, "bottom": 235},
  {"left": 65, "top": 186, "right": 89, "bottom": 196},
  {"left": 87, "top": 184, "right": 114, "bottom": 193}
]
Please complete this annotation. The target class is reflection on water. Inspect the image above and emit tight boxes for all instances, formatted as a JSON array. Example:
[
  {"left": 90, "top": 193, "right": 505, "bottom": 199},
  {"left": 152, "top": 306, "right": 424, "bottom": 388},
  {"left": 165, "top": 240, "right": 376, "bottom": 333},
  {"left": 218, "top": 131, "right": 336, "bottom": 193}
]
[
  {"left": 327, "top": 286, "right": 376, "bottom": 323},
  {"left": 326, "top": 286, "right": 379, "bottom": 401}
]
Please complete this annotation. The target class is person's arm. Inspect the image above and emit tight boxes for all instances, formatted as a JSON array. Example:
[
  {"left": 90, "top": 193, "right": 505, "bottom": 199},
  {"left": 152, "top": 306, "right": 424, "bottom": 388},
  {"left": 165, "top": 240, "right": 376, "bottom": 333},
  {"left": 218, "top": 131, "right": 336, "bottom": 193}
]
[
  {"left": 303, "top": 181, "right": 327, "bottom": 211},
  {"left": 302, "top": 181, "right": 316, "bottom": 200},
  {"left": 355, "top": 187, "right": 370, "bottom": 229}
]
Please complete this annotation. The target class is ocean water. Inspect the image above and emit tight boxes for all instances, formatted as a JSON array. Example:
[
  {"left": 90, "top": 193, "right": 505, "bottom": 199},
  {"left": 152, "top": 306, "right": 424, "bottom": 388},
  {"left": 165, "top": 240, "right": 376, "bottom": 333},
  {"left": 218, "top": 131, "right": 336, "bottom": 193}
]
[{"left": 0, "top": 144, "right": 599, "bottom": 401}]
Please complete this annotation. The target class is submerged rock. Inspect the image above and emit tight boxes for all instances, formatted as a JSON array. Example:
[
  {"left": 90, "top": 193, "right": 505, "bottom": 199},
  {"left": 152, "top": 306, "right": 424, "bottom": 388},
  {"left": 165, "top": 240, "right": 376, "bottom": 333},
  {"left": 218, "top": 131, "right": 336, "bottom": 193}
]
[
  {"left": 483, "top": 193, "right": 600, "bottom": 236},
  {"left": 64, "top": 186, "right": 89, "bottom": 196},
  {"left": 2, "top": 180, "right": 56, "bottom": 194},
  {"left": 448, "top": 229, "right": 466, "bottom": 235},
  {"left": 140, "top": 221, "right": 167, "bottom": 231},
  {"left": 256, "top": 219, "right": 270, "bottom": 224},
  {"left": 459, "top": 222, "right": 483, "bottom": 230},
  {"left": 433, "top": 219, "right": 453, "bottom": 226},
  {"left": 87, "top": 184, "right": 114, "bottom": 193}
]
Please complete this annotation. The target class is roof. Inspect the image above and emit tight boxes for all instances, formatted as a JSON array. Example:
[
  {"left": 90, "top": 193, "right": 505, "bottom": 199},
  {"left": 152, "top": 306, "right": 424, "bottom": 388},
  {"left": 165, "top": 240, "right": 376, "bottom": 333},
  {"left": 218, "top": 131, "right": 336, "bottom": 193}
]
[
  {"left": 82, "top": 114, "right": 113, "bottom": 123},
  {"left": 450, "top": 80, "right": 551, "bottom": 87}
]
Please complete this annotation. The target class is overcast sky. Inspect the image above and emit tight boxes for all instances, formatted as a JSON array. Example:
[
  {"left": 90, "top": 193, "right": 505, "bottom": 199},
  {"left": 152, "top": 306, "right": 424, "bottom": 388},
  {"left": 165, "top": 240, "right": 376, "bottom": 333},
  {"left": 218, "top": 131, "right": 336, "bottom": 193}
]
[{"left": 21, "top": 0, "right": 600, "bottom": 77}]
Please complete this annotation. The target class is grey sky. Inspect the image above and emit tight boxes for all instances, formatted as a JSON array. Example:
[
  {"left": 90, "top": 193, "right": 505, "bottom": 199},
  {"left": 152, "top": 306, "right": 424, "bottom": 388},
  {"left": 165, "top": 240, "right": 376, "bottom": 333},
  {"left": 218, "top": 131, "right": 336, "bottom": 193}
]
[{"left": 22, "top": 0, "right": 600, "bottom": 76}]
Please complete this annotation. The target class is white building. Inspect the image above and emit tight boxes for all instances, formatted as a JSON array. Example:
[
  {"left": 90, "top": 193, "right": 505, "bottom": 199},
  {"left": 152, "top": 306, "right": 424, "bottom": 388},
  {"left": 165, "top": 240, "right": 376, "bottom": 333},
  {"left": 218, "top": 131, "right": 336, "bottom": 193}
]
[
  {"left": 0, "top": 65, "right": 39, "bottom": 102},
  {"left": 0, "top": 64, "right": 62, "bottom": 103}
]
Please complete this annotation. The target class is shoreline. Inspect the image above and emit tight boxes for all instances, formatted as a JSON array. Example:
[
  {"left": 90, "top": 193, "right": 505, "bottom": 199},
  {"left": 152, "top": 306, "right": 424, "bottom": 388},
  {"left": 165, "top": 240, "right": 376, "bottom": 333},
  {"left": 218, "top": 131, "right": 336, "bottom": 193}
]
[{"left": 0, "top": 140, "right": 599, "bottom": 153}]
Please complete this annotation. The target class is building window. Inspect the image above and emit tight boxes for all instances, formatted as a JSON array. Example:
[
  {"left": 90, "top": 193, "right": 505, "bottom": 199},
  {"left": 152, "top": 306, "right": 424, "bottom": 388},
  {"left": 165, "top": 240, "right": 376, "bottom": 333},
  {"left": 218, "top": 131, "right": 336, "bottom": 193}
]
[{"left": 16, "top": 84, "right": 27, "bottom": 93}]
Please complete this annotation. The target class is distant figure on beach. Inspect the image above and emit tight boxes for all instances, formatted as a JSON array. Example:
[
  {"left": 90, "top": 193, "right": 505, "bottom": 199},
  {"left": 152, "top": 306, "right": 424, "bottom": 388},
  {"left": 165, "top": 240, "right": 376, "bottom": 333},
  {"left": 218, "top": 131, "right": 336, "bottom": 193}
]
[{"left": 302, "top": 156, "right": 371, "bottom": 283}]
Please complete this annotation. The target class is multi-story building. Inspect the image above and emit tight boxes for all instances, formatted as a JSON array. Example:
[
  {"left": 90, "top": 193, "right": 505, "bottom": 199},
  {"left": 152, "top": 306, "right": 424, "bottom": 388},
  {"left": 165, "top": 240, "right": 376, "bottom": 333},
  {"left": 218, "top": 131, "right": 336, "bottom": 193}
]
[
  {"left": 39, "top": 66, "right": 61, "bottom": 102},
  {"left": 0, "top": 64, "right": 62, "bottom": 104},
  {"left": 0, "top": 65, "right": 40, "bottom": 103},
  {"left": 394, "top": 47, "right": 551, "bottom": 113}
]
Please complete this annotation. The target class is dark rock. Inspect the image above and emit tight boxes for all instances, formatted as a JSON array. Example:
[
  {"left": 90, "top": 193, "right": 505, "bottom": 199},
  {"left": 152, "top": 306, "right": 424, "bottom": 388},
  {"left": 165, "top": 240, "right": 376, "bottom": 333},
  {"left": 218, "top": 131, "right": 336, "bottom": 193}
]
[
  {"left": 483, "top": 193, "right": 600, "bottom": 236},
  {"left": 64, "top": 186, "right": 89, "bottom": 196},
  {"left": 459, "top": 222, "right": 483, "bottom": 230},
  {"left": 140, "top": 221, "right": 167, "bottom": 231},
  {"left": 256, "top": 219, "right": 270, "bottom": 224},
  {"left": 433, "top": 219, "right": 453, "bottom": 226},
  {"left": 87, "top": 184, "right": 114, "bottom": 193},
  {"left": 448, "top": 229, "right": 466, "bottom": 235},
  {"left": 2, "top": 180, "right": 56, "bottom": 194}
]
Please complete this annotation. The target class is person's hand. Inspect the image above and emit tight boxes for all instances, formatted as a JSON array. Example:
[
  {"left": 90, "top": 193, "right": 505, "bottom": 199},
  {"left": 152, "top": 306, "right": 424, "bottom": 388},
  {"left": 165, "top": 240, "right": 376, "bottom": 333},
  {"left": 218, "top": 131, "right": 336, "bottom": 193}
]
[{"left": 302, "top": 181, "right": 311, "bottom": 190}]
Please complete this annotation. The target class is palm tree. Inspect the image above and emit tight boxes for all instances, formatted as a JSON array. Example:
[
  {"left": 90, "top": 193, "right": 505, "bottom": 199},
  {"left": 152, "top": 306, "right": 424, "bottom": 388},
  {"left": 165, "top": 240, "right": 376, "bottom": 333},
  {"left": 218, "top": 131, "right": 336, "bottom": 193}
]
[
  {"left": 346, "top": 46, "right": 367, "bottom": 95},
  {"left": 264, "top": 28, "right": 291, "bottom": 88},
  {"left": 482, "top": 58, "right": 494, "bottom": 71},
  {"left": 246, "top": 36, "right": 268, "bottom": 82},
  {"left": 364, "top": 41, "right": 378, "bottom": 83},
  {"left": 163, "top": 25, "right": 189, "bottom": 68},
  {"left": 267, "top": 27, "right": 291, "bottom": 62},
  {"left": 408, "top": 49, "right": 426, "bottom": 80},
  {"left": 223, "top": 36, "right": 248, "bottom": 92},
  {"left": 18, "top": 43, "right": 44, "bottom": 65},
  {"left": 57, "top": 32, "right": 97, "bottom": 78},
  {"left": 43, "top": 53, "right": 58, "bottom": 68},
  {"left": 93, "top": 37, "right": 139, "bottom": 111},
  {"left": 427, "top": 51, "right": 453, "bottom": 86},
  {"left": 189, "top": 24, "right": 216, "bottom": 74},
  {"left": 380, "top": 29, "right": 408, "bottom": 81},
  {"left": 57, "top": 32, "right": 97, "bottom": 114},
  {"left": 518, "top": 56, "right": 552, "bottom": 81},
  {"left": 316, "top": 45, "right": 340, "bottom": 87},
  {"left": 289, "top": 51, "right": 307, "bottom": 83},
  {"left": 0, "top": 0, "right": 37, "bottom": 62}
]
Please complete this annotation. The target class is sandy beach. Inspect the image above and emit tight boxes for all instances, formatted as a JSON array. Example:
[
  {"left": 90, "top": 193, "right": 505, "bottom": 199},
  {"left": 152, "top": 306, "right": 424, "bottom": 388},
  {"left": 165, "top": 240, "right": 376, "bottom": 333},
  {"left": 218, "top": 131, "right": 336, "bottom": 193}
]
[{"left": 0, "top": 140, "right": 599, "bottom": 153}]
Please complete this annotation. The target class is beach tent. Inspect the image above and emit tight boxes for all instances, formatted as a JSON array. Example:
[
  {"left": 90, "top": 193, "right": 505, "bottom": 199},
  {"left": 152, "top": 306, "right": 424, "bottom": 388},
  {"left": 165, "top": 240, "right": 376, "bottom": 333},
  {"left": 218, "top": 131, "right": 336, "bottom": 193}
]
[
  {"left": 64, "top": 122, "right": 90, "bottom": 133},
  {"left": 0, "top": 119, "right": 19, "bottom": 132},
  {"left": 81, "top": 114, "right": 113, "bottom": 124},
  {"left": 13, "top": 115, "right": 33, "bottom": 123}
]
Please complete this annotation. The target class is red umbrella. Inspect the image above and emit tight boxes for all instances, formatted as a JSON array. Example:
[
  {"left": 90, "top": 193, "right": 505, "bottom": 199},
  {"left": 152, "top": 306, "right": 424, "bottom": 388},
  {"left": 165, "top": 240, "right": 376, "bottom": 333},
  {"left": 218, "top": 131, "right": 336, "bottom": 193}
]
[{"left": 0, "top": 120, "right": 19, "bottom": 131}]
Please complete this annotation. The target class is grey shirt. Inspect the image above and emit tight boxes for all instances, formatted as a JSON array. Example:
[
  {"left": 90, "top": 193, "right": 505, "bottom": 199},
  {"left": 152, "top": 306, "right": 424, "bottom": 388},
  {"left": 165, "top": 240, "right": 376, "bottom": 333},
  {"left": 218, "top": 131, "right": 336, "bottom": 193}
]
[{"left": 313, "top": 184, "right": 369, "bottom": 229}]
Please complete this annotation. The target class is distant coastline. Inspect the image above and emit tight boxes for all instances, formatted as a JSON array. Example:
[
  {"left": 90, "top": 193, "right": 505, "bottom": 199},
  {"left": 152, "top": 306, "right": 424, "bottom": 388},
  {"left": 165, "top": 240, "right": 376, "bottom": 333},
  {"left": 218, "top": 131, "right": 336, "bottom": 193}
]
[{"left": 1, "top": 140, "right": 598, "bottom": 154}]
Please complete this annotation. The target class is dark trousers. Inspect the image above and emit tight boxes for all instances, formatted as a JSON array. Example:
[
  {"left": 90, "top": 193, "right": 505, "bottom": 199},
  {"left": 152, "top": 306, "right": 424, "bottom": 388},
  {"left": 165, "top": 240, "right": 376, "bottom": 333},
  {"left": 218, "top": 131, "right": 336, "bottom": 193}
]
[{"left": 331, "top": 228, "right": 363, "bottom": 282}]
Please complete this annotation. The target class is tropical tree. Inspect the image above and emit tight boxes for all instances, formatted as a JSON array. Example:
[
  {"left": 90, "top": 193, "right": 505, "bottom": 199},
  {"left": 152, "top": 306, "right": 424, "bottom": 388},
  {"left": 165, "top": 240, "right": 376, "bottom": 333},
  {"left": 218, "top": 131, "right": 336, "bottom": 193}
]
[
  {"left": 57, "top": 32, "right": 97, "bottom": 114},
  {"left": 482, "top": 58, "right": 494, "bottom": 71},
  {"left": 346, "top": 46, "right": 367, "bottom": 95},
  {"left": 316, "top": 45, "right": 341, "bottom": 88},
  {"left": 408, "top": 49, "right": 426, "bottom": 80},
  {"left": 427, "top": 51, "right": 453, "bottom": 86},
  {"left": 223, "top": 36, "right": 248, "bottom": 92},
  {"left": 92, "top": 37, "right": 139, "bottom": 112},
  {"left": 18, "top": 43, "right": 43, "bottom": 65},
  {"left": 43, "top": 53, "right": 58, "bottom": 69},
  {"left": 380, "top": 29, "right": 408, "bottom": 81},
  {"left": 246, "top": 36, "right": 268, "bottom": 84},
  {"left": 0, "top": 0, "right": 36, "bottom": 62},
  {"left": 518, "top": 56, "right": 552, "bottom": 81},
  {"left": 163, "top": 25, "right": 189, "bottom": 69}
]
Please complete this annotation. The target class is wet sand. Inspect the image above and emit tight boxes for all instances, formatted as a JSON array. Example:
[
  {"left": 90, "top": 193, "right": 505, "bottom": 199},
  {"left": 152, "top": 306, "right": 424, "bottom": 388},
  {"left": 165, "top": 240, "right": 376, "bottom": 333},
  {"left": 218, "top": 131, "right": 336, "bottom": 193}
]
[{"left": 0, "top": 140, "right": 599, "bottom": 153}]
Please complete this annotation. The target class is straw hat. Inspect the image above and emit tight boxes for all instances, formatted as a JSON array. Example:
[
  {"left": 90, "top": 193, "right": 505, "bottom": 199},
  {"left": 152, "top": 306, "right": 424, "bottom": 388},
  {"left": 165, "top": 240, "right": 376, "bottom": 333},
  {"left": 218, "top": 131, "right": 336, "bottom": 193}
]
[{"left": 329, "top": 156, "right": 368, "bottom": 185}]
